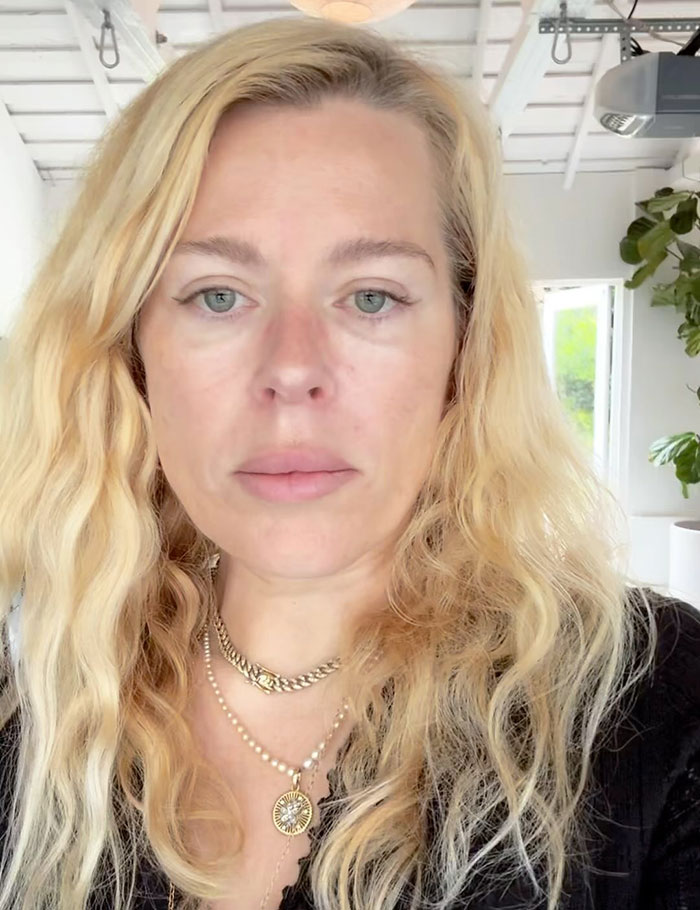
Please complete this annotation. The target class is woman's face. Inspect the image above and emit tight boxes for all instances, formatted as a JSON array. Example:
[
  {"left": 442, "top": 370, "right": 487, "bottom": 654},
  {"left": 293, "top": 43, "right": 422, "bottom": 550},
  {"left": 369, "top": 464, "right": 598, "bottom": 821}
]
[{"left": 136, "top": 97, "right": 457, "bottom": 579}]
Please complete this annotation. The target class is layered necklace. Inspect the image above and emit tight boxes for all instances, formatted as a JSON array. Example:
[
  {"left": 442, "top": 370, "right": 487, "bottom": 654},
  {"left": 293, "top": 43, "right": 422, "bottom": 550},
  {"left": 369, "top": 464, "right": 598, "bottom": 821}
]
[{"left": 167, "top": 551, "right": 362, "bottom": 910}]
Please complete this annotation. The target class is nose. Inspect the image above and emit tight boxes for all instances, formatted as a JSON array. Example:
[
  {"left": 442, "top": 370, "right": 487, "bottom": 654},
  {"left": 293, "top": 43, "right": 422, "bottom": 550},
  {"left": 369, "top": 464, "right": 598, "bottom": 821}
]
[{"left": 256, "top": 302, "right": 334, "bottom": 405}]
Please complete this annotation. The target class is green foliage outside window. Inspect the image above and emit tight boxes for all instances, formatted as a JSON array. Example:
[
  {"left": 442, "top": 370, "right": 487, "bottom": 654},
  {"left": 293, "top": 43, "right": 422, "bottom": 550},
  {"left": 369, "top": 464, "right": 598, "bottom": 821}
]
[{"left": 553, "top": 306, "right": 596, "bottom": 452}]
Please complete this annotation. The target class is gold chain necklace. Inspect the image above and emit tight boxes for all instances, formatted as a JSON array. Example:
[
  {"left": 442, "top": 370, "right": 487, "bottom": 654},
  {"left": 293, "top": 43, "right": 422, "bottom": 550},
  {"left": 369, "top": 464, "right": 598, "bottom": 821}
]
[
  {"left": 212, "top": 607, "right": 342, "bottom": 694},
  {"left": 208, "top": 550, "right": 342, "bottom": 695},
  {"left": 167, "top": 628, "right": 349, "bottom": 908}
]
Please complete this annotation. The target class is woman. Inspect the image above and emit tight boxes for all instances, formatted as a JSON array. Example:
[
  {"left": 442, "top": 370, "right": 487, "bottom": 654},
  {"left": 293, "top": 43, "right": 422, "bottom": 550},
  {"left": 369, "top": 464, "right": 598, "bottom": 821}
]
[{"left": 0, "top": 14, "right": 698, "bottom": 910}]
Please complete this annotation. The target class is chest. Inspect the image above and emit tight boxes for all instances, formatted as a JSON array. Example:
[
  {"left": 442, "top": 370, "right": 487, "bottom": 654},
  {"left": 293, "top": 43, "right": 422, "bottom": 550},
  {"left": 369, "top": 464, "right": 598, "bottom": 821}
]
[
  {"left": 202, "top": 831, "right": 311, "bottom": 910},
  {"left": 180, "top": 745, "right": 329, "bottom": 910},
  {"left": 182, "top": 673, "right": 342, "bottom": 910},
  {"left": 188, "top": 757, "right": 330, "bottom": 910}
]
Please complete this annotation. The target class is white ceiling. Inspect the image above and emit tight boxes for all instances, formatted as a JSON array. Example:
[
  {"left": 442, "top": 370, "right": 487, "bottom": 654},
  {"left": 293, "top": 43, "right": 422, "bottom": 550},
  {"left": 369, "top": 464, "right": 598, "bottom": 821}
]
[{"left": 1, "top": 0, "right": 698, "bottom": 184}]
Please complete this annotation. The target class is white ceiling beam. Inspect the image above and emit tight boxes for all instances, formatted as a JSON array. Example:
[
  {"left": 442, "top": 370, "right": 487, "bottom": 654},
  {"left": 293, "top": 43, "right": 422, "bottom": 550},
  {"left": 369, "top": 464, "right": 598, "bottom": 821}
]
[
  {"left": 471, "top": 0, "right": 493, "bottom": 105},
  {"left": 489, "top": 0, "right": 596, "bottom": 141},
  {"left": 672, "top": 138, "right": 700, "bottom": 170},
  {"left": 0, "top": 95, "right": 41, "bottom": 183},
  {"left": 63, "top": 0, "right": 120, "bottom": 121},
  {"left": 563, "top": 32, "right": 618, "bottom": 191},
  {"left": 131, "top": 0, "right": 160, "bottom": 39},
  {"left": 502, "top": 158, "right": 673, "bottom": 175},
  {"left": 663, "top": 141, "right": 700, "bottom": 191},
  {"left": 207, "top": 0, "right": 224, "bottom": 33}
]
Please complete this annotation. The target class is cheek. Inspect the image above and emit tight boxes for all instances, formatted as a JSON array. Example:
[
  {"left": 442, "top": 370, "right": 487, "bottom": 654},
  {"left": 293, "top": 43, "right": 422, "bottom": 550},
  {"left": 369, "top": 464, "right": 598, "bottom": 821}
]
[
  {"left": 145, "top": 359, "right": 223, "bottom": 477},
  {"left": 372, "top": 367, "right": 446, "bottom": 472}
]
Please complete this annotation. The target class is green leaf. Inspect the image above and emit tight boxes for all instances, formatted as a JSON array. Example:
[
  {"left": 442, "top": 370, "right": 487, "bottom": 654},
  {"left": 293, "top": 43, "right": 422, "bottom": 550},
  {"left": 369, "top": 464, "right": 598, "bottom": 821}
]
[
  {"left": 650, "top": 282, "right": 678, "bottom": 307},
  {"left": 654, "top": 187, "right": 677, "bottom": 197},
  {"left": 641, "top": 192, "right": 693, "bottom": 213},
  {"left": 674, "top": 439, "right": 700, "bottom": 485},
  {"left": 677, "top": 239, "right": 700, "bottom": 266},
  {"left": 624, "top": 250, "right": 668, "bottom": 289},
  {"left": 634, "top": 200, "right": 665, "bottom": 222},
  {"left": 692, "top": 275, "right": 700, "bottom": 303},
  {"left": 627, "top": 216, "right": 657, "bottom": 240},
  {"left": 670, "top": 196, "right": 698, "bottom": 235},
  {"left": 649, "top": 431, "right": 697, "bottom": 466},
  {"left": 670, "top": 210, "right": 696, "bottom": 234},
  {"left": 638, "top": 219, "right": 674, "bottom": 260},
  {"left": 620, "top": 236, "right": 642, "bottom": 264},
  {"left": 677, "top": 195, "right": 698, "bottom": 217},
  {"left": 680, "top": 322, "right": 700, "bottom": 357},
  {"left": 672, "top": 274, "right": 696, "bottom": 310}
]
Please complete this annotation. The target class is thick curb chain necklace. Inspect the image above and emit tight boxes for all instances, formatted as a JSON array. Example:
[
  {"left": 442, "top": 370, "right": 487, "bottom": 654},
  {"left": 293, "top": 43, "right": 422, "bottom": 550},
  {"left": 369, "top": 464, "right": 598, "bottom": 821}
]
[
  {"left": 212, "top": 608, "right": 341, "bottom": 694},
  {"left": 208, "top": 549, "right": 342, "bottom": 696}
]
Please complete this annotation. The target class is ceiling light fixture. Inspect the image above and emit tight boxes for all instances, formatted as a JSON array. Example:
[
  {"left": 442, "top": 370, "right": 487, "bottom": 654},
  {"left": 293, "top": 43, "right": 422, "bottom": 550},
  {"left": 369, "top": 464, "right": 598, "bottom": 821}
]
[{"left": 288, "top": 0, "right": 418, "bottom": 25}]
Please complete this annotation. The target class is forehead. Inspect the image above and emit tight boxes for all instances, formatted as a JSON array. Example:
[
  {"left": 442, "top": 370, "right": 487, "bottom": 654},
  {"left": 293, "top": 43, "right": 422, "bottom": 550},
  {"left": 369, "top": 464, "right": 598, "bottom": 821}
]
[{"left": 185, "top": 97, "right": 444, "bottom": 233}]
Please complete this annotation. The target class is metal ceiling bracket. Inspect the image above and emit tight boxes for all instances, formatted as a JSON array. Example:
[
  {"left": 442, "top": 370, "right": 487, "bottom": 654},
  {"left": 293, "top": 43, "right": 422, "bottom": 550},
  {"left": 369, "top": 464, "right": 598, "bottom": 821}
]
[{"left": 539, "top": 15, "right": 700, "bottom": 64}]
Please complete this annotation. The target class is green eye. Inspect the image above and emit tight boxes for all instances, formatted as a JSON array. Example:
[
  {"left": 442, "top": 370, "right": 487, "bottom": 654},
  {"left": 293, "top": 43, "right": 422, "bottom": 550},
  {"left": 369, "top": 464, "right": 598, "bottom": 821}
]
[
  {"left": 354, "top": 290, "right": 390, "bottom": 314},
  {"left": 200, "top": 288, "right": 238, "bottom": 313},
  {"left": 176, "top": 285, "right": 415, "bottom": 323},
  {"left": 352, "top": 289, "right": 415, "bottom": 320}
]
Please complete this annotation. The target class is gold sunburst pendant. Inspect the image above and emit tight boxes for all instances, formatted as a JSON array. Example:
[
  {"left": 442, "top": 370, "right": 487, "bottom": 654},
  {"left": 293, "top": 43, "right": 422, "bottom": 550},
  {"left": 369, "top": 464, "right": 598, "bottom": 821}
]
[{"left": 272, "top": 771, "right": 314, "bottom": 836}]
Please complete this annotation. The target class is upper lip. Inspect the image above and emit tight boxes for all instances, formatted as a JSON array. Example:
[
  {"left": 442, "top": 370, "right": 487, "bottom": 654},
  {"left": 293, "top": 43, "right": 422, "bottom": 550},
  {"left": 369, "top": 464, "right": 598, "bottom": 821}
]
[{"left": 236, "top": 447, "right": 355, "bottom": 474}]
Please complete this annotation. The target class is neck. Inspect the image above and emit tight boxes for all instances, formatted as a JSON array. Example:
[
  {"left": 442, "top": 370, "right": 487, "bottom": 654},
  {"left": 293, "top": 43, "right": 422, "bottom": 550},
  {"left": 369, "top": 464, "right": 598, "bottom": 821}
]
[{"left": 212, "top": 550, "right": 387, "bottom": 678}]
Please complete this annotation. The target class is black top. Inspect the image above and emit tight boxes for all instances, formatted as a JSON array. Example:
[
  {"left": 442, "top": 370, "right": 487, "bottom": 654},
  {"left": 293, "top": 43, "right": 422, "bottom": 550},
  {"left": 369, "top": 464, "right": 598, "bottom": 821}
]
[{"left": 1, "top": 589, "right": 699, "bottom": 909}]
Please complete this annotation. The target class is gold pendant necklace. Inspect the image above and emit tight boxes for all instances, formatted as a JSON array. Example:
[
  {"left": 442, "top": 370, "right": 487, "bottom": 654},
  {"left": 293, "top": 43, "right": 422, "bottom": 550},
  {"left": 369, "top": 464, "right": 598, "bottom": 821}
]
[
  {"left": 272, "top": 768, "right": 314, "bottom": 835},
  {"left": 167, "top": 622, "right": 351, "bottom": 909},
  {"left": 201, "top": 623, "right": 350, "bottom": 835},
  {"left": 166, "top": 551, "right": 367, "bottom": 907}
]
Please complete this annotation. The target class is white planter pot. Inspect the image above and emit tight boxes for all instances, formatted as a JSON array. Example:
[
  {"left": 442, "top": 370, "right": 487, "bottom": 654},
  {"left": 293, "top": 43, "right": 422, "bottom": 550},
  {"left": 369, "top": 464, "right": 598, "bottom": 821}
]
[{"left": 668, "top": 520, "right": 700, "bottom": 609}]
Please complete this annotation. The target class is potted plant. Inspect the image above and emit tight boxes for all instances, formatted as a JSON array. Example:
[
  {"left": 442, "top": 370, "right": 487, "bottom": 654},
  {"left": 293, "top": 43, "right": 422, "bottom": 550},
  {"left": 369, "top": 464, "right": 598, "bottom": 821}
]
[{"left": 619, "top": 186, "right": 700, "bottom": 606}]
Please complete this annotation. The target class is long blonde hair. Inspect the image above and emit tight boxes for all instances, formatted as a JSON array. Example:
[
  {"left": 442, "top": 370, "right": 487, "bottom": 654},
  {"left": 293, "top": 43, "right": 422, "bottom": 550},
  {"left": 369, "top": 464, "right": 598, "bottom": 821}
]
[{"left": 0, "top": 16, "right": 657, "bottom": 910}]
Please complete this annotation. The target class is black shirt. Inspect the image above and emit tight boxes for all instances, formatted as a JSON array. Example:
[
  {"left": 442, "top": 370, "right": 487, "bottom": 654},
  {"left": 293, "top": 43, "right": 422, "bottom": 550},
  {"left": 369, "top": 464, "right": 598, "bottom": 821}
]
[{"left": 1, "top": 589, "right": 699, "bottom": 909}]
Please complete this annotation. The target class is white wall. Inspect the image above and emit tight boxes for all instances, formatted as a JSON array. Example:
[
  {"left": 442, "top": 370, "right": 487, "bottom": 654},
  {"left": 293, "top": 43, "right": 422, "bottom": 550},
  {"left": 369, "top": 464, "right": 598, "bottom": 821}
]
[
  {"left": 0, "top": 105, "right": 45, "bottom": 339},
  {"left": 505, "top": 169, "right": 699, "bottom": 590},
  {"left": 5, "top": 166, "right": 699, "bottom": 590},
  {"left": 43, "top": 180, "right": 81, "bottom": 235}
]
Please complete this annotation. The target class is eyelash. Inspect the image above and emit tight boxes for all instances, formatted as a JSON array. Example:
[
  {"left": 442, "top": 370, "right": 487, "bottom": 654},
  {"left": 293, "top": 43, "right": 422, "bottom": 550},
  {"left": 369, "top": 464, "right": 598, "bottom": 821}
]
[{"left": 174, "top": 286, "right": 416, "bottom": 323}]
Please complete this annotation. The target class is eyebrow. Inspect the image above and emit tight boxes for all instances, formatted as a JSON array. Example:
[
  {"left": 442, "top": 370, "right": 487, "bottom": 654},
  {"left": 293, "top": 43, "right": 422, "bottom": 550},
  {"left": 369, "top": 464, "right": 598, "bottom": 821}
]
[{"left": 172, "top": 235, "right": 436, "bottom": 273}]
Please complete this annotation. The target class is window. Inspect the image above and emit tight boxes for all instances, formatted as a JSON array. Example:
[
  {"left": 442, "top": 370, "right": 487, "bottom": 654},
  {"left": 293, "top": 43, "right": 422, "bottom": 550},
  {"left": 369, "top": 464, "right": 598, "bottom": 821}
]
[{"left": 534, "top": 282, "right": 623, "bottom": 488}]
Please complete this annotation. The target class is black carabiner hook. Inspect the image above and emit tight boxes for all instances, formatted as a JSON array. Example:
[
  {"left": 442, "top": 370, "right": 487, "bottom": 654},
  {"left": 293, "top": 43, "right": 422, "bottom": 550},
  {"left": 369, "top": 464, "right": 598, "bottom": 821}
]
[
  {"left": 552, "top": 0, "right": 573, "bottom": 65},
  {"left": 98, "top": 8, "right": 120, "bottom": 69}
]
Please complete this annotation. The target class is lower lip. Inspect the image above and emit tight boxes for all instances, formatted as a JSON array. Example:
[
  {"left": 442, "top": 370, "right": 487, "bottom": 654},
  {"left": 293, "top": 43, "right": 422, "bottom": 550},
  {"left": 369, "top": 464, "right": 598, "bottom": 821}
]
[{"left": 235, "top": 469, "right": 357, "bottom": 502}]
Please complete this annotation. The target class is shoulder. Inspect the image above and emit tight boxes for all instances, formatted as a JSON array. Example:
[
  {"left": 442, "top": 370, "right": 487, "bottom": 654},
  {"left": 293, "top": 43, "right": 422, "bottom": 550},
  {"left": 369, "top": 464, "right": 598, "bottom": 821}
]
[
  {"left": 0, "top": 703, "right": 22, "bottom": 780},
  {"left": 0, "top": 703, "right": 22, "bottom": 854},
  {"left": 587, "top": 588, "right": 700, "bottom": 832},
  {"left": 625, "top": 587, "right": 700, "bottom": 737},
  {"left": 614, "top": 590, "right": 700, "bottom": 905}
]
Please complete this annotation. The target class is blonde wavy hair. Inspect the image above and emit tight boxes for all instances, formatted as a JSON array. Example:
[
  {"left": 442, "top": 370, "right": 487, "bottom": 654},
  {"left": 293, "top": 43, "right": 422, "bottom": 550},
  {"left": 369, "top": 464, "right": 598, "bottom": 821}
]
[{"left": 0, "top": 15, "right": 657, "bottom": 910}]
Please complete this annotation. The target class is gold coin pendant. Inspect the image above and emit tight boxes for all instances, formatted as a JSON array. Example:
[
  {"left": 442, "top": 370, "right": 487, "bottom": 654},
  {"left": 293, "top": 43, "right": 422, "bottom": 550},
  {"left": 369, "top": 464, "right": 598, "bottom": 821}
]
[{"left": 272, "top": 786, "right": 313, "bottom": 836}]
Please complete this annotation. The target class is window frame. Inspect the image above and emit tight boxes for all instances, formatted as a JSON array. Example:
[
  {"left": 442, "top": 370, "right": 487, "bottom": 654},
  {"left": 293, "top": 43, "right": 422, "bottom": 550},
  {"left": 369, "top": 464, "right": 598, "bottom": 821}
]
[{"left": 533, "top": 279, "right": 631, "bottom": 510}]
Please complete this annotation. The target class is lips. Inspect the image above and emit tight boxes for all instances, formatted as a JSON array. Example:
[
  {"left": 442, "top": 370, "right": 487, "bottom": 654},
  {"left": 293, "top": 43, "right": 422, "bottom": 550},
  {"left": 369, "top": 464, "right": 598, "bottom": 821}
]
[
  {"left": 235, "top": 468, "right": 356, "bottom": 502},
  {"left": 236, "top": 447, "right": 354, "bottom": 475}
]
